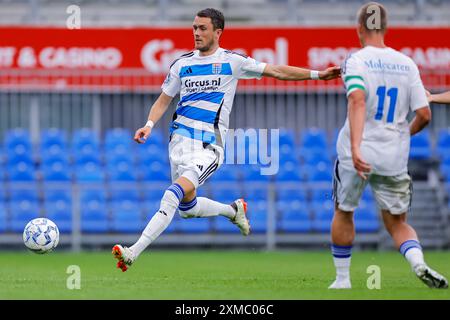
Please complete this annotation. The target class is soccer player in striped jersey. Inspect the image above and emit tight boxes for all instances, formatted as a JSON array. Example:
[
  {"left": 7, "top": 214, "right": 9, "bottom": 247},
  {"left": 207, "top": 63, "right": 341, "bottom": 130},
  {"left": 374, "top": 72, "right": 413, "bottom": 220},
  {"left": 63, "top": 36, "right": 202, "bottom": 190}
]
[
  {"left": 329, "top": 2, "right": 448, "bottom": 289},
  {"left": 112, "top": 8, "right": 340, "bottom": 271}
]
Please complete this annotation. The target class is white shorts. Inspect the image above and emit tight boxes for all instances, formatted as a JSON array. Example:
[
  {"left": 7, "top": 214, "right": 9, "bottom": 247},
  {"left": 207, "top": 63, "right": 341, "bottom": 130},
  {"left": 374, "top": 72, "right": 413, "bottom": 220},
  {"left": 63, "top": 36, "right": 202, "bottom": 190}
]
[
  {"left": 169, "top": 134, "right": 223, "bottom": 189},
  {"left": 332, "top": 160, "right": 412, "bottom": 215}
]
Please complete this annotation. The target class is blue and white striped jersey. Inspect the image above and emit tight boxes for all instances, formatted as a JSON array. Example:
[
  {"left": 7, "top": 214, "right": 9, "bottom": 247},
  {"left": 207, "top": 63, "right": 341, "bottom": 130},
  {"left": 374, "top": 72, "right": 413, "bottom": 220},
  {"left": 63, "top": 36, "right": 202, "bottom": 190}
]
[{"left": 161, "top": 47, "right": 266, "bottom": 149}]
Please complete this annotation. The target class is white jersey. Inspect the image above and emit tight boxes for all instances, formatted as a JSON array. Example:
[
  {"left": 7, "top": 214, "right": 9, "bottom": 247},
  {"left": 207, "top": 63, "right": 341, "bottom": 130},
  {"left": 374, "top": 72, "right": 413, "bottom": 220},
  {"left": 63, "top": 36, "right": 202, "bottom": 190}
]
[
  {"left": 161, "top": 47, "right": 266, "bottom": 149},
  {"left": 337, "top": 45, "right": 429, "bottom": 176}
]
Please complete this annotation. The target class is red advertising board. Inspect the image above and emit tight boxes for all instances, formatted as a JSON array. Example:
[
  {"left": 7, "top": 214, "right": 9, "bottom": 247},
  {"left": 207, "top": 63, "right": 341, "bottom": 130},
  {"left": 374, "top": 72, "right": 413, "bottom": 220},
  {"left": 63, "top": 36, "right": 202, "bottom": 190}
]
[{"left": 0, "top": 27, "right": 449, "bottom": 91}]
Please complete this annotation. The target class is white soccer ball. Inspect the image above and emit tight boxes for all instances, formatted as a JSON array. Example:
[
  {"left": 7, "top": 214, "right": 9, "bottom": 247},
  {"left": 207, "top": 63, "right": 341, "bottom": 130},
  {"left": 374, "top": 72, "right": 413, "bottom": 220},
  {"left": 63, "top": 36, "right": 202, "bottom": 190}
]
[{"left": 23, "top": 218, "right": 60, "bottom": 254}]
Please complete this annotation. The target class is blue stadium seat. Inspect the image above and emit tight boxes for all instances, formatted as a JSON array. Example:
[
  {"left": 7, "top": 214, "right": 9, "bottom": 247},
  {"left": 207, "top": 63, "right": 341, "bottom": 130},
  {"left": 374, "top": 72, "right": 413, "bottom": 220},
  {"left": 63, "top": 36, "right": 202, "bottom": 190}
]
[
  {"left": 275, "top": 162, "right": 305, "bottom": 182},
  {"left": 246, "top": 200, "right": 267, "bottom": 233},
  {"left": 10, "top": 185, "right": 39, "bottom": 203},
  {"left": 302, "top": 151, "right": 332, "bottom": 166},
  {"left": 73, "top": 144, "right": 101, "bottom": 166},
  {"left": 178, "top": 215, "right": 210, "bottom": 233},
  {"left": 45, "top": 199, "right": 72, "bottom": 233},
  {"left": 136, "top": 144, "right": 168, "bottom": 165},
  {"left": 300, "top": 128, "right": 328, "bottom": 150},
  {"left": 312, "top": 200, "right": 334, "bottom": 232},
  {"left": 244, "top": 183, "right": 267, "bottom": 201},
  {"left": 211, "top": 187, "right": 242, "bottom": 203},
  {"left": 73, "top": 128, "right": 99, "bottom": 149},
  {"left": 278, "top": 145, "right": 300, "bottom": 163},
  {"left": 139, "top": 162, "right": 171, "bottom": 182},
  {"left": 111, "top": 200, "right": 143, "bottom": 233},
  {"left": 80, "top": 188, "right": 107, "bottom": 204},
  {"left": 277, "top": 188, "right": 307, "bottom": 201},
  {"left": 81, "top": 199, "right": 109, "bottom": 233},
  {"left": 107, "top": 161, "right": 137, "bottom": 182},
  {"left": 76, "top": 162, "right": 105, "bottom": 182},
  {"left": 441, "top": 164, "right": 450, "bottom": 181},
  {"left": 146, "top": 129, "right": 164, "bottom": 146},
  {"left": 8, "top": 162, "right": 36, "bottom": 181},
  {"left": 109, "top": 186, "right": 140, "bottom": 203},
  {"left": 106, "top": 145, "right": 134, "bottom": 168},
  {"left": 40, "top": 128, "right": 67, "bottom": 150},
  {"left": 41, "top": 144, "right": 69, "bottom": 166},
  {"left": 141, "top": 186, "right": 166, "bottom": 202},
  {"left": 7, "top": 144, "right": 33, "bottom": 165},
  {"left": 437, "top": 129, "right": 450, "bottom": 161},
  {"left": 5, "top": 129, "right": 31, "bottom": 151},
  {"left": 208, "top": 164, "right": 239, "bottom": 182},
  {"left": 0, "top": 205, "right": 7, "bottom": 232},
  {"left": 44, "top": 185, "right": 71, "bottom": 203},
  {"left": 214, "top": 215, "right": 237, "bottom": 233},
  {"left": 10, "top": 200, "right": 40, "bottom": 232},
  {"left": 310, "top": 163, "right": 333, "bottom": 182},
  {"left": 241, "top": 165, "right": 271, "bottom": 182},
  {"left": 362, "top": 188, "right": 374, "bottom": 202},
  {"left": 105, "top": 128, "right": 132, "bottom": 150},
  {"left": 279, "top": 129, "right": 296, "bottom": 148},
  {"left": 310, "top": 187, "right": 333, "bottom": 202},
  {"left": 42, "top": 161, "right": 72, "bottom": 181},
  {"left": 277, "top": 201, "right": 312, "bottom": 232},
  {"left": 410, "top": 130, "right": 431, "bottom": 159},
  {"left": 354, "top": 207, "right": 380, "bottom": 233}
]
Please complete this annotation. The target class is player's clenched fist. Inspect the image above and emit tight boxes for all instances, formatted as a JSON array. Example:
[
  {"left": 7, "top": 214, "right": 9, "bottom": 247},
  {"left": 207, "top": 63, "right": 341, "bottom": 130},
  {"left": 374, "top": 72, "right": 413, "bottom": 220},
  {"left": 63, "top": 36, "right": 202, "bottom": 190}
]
[
  {"left": 319, "top": 66, "right": 341, "bottom": 80},
  {"left": 134, "top": 126, "right": 151, "bottom": 144}
]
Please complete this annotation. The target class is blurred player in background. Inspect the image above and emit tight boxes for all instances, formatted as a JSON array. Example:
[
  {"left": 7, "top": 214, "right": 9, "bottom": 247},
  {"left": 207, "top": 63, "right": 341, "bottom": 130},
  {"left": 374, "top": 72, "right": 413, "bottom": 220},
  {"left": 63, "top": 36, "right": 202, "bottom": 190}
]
[
  {"left": 426, "top": 90, "right": 450, "bottom": 104},
  {"left": 112, "top": 8, "right": 341, "bottom": 271},
  {"left": 330, "top": 2, "right": 448, "bottom": 289}
]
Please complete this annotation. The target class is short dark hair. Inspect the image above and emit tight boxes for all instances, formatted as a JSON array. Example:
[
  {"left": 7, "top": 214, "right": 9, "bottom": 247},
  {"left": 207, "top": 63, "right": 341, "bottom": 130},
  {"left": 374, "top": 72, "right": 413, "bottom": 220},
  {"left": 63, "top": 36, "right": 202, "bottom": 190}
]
[
  {"left": 196, "top": 8, "right": 225, "bottom": 30},
  {"left": 357, "top": 2, "right": 387, "bottom": 33}
]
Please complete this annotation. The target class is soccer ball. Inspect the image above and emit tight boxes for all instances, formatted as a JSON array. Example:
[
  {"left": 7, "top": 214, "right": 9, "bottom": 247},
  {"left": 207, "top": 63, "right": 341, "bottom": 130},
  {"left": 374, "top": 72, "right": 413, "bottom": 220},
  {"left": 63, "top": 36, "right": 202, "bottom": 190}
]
[{"left": 23, "top": 218, "right": 60, "bottom": 254}]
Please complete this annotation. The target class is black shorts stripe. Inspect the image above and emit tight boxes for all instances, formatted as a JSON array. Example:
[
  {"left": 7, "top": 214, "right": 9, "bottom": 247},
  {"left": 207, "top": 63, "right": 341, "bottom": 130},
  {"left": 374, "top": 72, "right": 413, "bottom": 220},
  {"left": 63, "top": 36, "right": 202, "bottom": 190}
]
[
  {"left": 198, "top": 163, "right": 219, "bottom": 184},
  {"left": 332, "top": 160, "right": 340, "bottom": 202},
  {"left": 198, "top": 160, "right": 217, "bottom": 182}
]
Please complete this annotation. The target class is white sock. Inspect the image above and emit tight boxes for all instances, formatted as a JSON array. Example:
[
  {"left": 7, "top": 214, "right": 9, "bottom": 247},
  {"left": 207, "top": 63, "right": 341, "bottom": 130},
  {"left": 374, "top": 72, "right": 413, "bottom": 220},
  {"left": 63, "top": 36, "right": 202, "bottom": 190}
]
[
  {"left": 333, "top": 257, "right": 351, "bottom": 281},
  {"left": 331, "top": 244, "right": 352, "bottom": 282},
  {"left": 130, "top": 184, "right": 184, "bottom": 258},
  {"left": 179, "top": 197, "right": 236, "bottom": 219},
  {"left": 404, "top": 248, "right": 425, "bottom": 270},
  {"left": 399, "top": 240, "right": 425, "bottom": 271}
]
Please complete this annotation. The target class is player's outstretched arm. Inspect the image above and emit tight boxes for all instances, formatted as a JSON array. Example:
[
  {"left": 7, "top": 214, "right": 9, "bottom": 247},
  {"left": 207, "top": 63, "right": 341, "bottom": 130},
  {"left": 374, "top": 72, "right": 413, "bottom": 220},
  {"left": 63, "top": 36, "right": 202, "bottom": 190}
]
[
  {"left": 133, "top": 92, "right": 173, "bottom": 144},
  {"left": 426, "top": 90, "right": 450, "bottom": 104},
  {"left": 348, "top": 89, "right": 371, "bottom": 180},
  {"left": 262, "top": 64, "right": 341, "bottom": 81},
  {"left": 410, "top": 106, "right": 431, "bottom": 136}
]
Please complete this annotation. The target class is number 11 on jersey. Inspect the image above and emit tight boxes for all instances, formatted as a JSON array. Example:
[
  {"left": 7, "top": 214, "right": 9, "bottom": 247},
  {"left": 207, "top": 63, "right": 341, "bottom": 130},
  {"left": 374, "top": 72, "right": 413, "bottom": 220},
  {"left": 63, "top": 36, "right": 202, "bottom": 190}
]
[{"left": 375, "top": 86, "right": 398, "bottom": 123}]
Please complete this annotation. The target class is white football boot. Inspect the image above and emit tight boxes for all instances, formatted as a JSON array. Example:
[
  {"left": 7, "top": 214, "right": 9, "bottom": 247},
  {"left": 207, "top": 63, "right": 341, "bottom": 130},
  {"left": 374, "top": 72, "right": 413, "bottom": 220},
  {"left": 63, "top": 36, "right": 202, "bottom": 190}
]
[
  {"left": 230, "top": 199, "right": 250, "bottom": 236},
  {"left": 112, "top": 244, "right": 135, "bottom": 272},
  {"left": 328, "top": 278, "right": 352, "bottom": 289},
  {"left": 414, "top": 264, "right": 448, "bottom": 289}
]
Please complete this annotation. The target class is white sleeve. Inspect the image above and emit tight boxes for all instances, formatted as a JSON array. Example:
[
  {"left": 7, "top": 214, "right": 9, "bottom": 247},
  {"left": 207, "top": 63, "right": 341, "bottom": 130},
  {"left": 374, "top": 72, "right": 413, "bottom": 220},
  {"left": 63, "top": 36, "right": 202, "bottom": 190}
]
[
  {"left": 237, "top": 56, "right": 267, "bottom": 80},
  {"left": 342, "top": 54, "right": 366, "bottom": 97},
  {"left": 409, "top": 63, "right": 429, "bottom": 111},
  {"left": 161, "top": 62, "right": 181, "bottom": 97}
]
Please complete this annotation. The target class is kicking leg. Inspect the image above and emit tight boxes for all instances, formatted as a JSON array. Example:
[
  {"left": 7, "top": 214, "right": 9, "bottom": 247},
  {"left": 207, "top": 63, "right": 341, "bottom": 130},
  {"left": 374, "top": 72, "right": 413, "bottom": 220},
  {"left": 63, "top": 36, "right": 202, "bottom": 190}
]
[
  {"left": 112, "top": 176, "right": 195, "bottom": 271},
  {"left": 178, "top": 194, "right": 250, "bottom": 236},
  {"left": 382, "top": 210, "right": 448, "bottom": 289}
]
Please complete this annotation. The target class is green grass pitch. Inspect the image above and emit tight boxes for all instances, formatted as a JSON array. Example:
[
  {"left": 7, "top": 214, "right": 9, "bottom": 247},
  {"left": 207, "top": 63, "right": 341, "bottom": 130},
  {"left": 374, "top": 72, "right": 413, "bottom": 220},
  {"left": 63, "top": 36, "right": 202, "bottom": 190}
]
[{"left": 1, "top": 250, "right": 449, "bottom": 299}]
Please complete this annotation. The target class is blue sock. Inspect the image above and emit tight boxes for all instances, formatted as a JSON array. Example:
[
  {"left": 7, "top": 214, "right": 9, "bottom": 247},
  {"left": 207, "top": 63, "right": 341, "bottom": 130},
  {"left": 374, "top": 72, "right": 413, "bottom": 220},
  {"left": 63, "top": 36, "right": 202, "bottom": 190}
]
[{"left": 331, "top": 244, "right": 352, "bottom": 259}]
